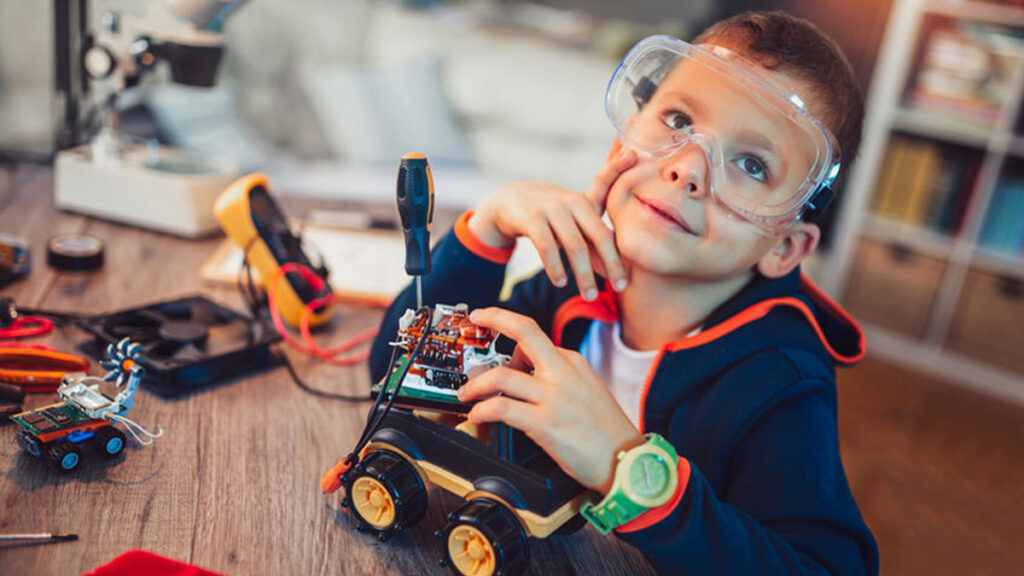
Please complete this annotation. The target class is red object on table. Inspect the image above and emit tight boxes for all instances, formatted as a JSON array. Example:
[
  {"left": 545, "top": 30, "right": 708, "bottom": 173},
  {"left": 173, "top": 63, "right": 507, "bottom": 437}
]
[
  {"left": 82, "top": 550, "right": 225, "bottom": 576},
  {"left": 0, "top": 347, "right": 90, "bottom": 391},
  {"left": 0, "top": 315, "right": 54, "bottom": 339}
]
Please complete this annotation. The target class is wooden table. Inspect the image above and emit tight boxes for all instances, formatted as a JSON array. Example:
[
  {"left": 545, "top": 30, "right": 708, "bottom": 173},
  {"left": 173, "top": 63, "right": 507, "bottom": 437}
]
[{"left": 0, "top": 164, "right": 654, "bottom": 576}]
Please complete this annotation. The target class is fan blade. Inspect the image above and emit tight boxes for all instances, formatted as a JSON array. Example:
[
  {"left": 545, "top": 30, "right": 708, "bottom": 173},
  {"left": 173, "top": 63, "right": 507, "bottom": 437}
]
[
  {"left": 142, "top": 339, "right": 185, "bottom": 359},
  {"left": 102, "top": 311, "right": 163, "bottom": 342},
  {"left": 187, "top": 299, "right": 233, "bottom": 326},
  {"left": 170, "top": 342, "right": 206, "bottom": 362},
  {"left": 206, "top": 321, "right": 255, "bottom": 355}
]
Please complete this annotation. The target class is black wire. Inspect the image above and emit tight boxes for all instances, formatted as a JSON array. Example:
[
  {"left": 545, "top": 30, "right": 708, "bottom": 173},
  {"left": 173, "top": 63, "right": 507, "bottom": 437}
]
[
  {"left": 16, "top": 307, "right": 86, "bottom": 326},
  {"left": 236, "top": 234, "right": 378, "bottom": 406},
  {"left": 277, "top": 350, "right": 371, "bottom": 403},
  {"left": 237, "top": 236, "right": 267, "bottom": 319},
  {"left": 343, "top": 306, "right": 432, "bottom": 468}
]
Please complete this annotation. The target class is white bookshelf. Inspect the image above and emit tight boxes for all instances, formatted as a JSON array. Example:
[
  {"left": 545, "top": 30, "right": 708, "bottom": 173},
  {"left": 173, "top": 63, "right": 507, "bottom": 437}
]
[{"left": 825, "top": 0, "right": 1024, "bottom": 402}]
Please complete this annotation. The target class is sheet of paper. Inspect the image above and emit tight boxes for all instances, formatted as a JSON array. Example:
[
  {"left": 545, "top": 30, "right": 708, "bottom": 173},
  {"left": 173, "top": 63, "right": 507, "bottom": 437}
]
[
  {"left": 201, "top": 225, "right": 411, "bottom": 305},
  {"left": 202, "top": 224, "right": 546, "bottom": 306}
]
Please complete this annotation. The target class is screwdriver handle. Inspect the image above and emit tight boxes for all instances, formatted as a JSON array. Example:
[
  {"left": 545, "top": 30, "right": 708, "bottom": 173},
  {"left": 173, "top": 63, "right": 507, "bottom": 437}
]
[{"left": 396, "top": 153, "right": 434, "bottom": 276}]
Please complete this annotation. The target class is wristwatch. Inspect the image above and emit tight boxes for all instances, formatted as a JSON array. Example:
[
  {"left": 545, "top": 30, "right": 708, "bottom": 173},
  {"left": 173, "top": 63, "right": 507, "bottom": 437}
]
[{"left": 580, "top": 433, "right": 679, "bottom": 534}]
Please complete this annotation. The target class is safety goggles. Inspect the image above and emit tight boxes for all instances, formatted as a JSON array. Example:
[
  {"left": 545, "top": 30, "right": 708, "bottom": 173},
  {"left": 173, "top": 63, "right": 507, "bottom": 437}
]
[{"left": 605, "top": 35, "right": 841, "bottom": 235}]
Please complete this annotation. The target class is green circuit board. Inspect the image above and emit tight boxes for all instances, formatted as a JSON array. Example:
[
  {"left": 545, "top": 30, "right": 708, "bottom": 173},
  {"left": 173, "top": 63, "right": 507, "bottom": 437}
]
[
  {"left": 371, "top": 353, "right": 470, "bottom": 409},
  {"left": 11, "top": 402, "right": 93, "bottom": 436}
]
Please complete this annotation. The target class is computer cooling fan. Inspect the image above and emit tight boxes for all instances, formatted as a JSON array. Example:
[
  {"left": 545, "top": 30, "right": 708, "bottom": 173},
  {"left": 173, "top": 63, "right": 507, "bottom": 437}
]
[{"left": 79, "top": 296, "right": 280, "bottom": 396}]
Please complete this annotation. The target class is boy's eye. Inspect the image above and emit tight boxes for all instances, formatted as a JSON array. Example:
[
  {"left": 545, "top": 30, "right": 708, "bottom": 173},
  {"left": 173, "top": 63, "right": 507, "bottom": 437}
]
[
  {"left": 736, "top": 155, "right": 769, "bottom": 183},
  {"left": 661, "top": 111, "right": 692, "bottom": 131}
]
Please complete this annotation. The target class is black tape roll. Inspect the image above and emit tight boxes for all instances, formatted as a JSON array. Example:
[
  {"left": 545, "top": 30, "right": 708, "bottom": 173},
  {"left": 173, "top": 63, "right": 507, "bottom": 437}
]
[{"left": 46, "top": 234, "right": 104, "bottom": 271}]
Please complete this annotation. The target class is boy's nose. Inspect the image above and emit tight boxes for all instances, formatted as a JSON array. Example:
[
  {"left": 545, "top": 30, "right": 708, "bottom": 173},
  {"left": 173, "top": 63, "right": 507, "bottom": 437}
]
[{"left": 660, "top": 144, "right": 709, "bottom": 200}]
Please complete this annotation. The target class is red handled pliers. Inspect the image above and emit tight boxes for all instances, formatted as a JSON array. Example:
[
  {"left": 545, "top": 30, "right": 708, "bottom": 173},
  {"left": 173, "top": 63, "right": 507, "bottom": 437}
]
[{"left": 0, "top": 348, "right": 90, "bottom": 392}]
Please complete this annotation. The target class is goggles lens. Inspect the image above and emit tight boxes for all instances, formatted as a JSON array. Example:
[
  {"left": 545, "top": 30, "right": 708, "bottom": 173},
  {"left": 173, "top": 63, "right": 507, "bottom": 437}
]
[{"left": 606, "top": 36, "right": 841, "bottom": 234}]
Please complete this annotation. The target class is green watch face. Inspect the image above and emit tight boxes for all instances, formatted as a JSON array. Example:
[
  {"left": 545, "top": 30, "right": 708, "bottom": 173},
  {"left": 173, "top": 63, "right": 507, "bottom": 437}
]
[{"left": 628, "top": 453, "right": 671, "bottom": 499}]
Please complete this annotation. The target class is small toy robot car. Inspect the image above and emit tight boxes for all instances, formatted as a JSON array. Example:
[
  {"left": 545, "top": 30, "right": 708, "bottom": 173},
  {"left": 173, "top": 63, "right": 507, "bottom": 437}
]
[{"left": 11, "top": 338, "right": 162, "bottom": 472}]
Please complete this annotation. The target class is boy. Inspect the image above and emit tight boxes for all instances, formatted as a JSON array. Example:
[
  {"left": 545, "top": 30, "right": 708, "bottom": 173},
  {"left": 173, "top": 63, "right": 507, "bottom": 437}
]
[{"left": 370, "top": 11, "right": 878, "bottom": 575}]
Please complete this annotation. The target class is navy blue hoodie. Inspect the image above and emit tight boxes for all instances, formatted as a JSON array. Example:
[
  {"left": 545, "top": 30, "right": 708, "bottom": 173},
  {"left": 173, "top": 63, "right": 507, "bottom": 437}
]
[{"left": 370, "top": 212, "right": 879, "bottom": 575}]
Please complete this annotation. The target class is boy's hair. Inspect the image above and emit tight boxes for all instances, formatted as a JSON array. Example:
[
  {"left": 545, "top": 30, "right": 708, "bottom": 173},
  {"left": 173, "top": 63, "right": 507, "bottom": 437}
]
[{"left": 694, "top": 11, "right": 864, "bottom": 182}]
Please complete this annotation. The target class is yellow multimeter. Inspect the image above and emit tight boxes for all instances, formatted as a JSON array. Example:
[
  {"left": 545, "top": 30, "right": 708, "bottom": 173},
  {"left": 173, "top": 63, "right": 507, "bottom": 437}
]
[{"left": 214, "top": 173, "right": 334, "bottom": 328}]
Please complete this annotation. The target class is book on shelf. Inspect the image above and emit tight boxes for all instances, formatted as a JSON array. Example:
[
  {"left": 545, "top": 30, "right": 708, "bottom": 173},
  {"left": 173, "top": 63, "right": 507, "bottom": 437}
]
[
  {"left": 907, "top": 20, "right": 1024, "bottom": 126},
  {"left": 940, "top": 152, "right": 980, "bottom": 236},
  {"left": 871, "top": 135, "right": 979, "bottom": 235},
  {"left": 979, "top": 175, "right": 1024, "bottom": 257},
  {"left": 905, "top": 141, "right": 943, "bottom": 224}
]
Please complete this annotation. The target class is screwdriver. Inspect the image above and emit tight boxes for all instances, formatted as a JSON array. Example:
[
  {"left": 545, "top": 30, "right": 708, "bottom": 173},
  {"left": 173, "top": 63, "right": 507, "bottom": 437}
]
[
  {"left": 0, "top": 532, "right": 77, "bottom": 545},
  {"left": 396, "top": 153, "right": 434, "bottom": 309}
]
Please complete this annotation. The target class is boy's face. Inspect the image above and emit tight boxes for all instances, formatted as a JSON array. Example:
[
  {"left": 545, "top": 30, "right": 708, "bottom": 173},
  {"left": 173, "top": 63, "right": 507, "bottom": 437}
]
[{"left": 605, "top": 55, "right": 824, "bottom": 281}]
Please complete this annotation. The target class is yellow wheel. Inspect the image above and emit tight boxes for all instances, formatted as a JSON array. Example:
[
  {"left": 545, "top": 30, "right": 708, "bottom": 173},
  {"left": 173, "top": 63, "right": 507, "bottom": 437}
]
[
  {"left": 343, "top": 449, "right": 428, "bottom": 537},
  {"left": 442, "top": 498, "right": 529, "bottom": 576},
  {"left": 352, "top": 477, "right": 396, "bottom": 529},
  {"left": 447, "top": 525, "right": 496, "bottom": 576}
]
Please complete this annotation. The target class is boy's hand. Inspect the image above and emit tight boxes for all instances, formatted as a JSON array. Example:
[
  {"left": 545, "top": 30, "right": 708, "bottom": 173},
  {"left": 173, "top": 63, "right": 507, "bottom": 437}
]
[
  {"left": 457, "top": 307, "right": 645, "bottom": 494},
  {"left": 467, "top": 148, "right": 636, "bottom": 300}
]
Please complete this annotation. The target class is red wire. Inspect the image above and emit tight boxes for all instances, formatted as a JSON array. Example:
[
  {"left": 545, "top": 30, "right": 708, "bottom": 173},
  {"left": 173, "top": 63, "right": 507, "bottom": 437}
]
[
  {"left": 0, "top": 342, "right": 56, "bottom": 351},
  {"left": 0, "top": 316, "right": 54, "bottom": 339},
  {"left": 266, "top": 263, "right": 377, "bottom": 365},
  {"left": 300, "top": 297, "right": 377, "bottom": 366}
]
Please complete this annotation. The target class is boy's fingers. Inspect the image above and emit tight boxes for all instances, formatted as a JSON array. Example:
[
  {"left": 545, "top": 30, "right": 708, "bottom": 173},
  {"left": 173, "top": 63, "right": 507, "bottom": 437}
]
[
  {"left": 525, "top": 220, "right": 567, "bottom": 287},
  {"left": 468, "top": 395, "right": 537, "bottom": 434},
  {"left": 507, "top": 345, "right": 534, "bottom": 373},
  {"left": 459, "top": 367, "right": 543, "bottom": 404},
  {"left": 573, "top": 205, "right": 626, "bottom": 291},
  {"left": 586, "top": 148, "right": 636, "bottom": 209},
  {"left": 469, "top": 308, "right": 561, "bottom": 370},
  {"left": 548, "top": 207, "right": 598, "bottom": 299}
]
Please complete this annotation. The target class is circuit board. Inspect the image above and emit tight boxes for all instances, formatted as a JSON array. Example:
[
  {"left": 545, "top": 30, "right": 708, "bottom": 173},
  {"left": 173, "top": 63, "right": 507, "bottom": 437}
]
[
  {"left": 11, "top": 402, "right": 96, "bottom": 435},
  {"left": 370, "top": 303, "right": 508, "bottom": 413}
]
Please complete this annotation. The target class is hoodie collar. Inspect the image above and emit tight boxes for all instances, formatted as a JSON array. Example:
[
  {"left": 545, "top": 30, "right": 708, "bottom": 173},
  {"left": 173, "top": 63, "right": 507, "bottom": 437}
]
[{"left": 552, "top": 268, "right": 865, "bottom": 366}]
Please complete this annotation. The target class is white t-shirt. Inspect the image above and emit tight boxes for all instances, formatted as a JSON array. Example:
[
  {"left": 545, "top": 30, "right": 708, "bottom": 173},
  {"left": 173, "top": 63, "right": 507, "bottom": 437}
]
[{"left": 578, "top": 320, "right": 659, "bottom": 428}]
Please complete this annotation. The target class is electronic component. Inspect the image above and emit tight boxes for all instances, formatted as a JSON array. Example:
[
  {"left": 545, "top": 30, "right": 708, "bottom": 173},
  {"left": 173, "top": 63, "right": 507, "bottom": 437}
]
[
  {"left": 0, "top": 234, "right": 30, "bottom": 288},
  {"left": 370, "top": 303, "right": 509, "bottom": 414},
  {"left": 215, "top": 173, "right": 334, "bottom": 328},
  {"left": 77, "top": 296, "right": 279, "bottom": 397}
]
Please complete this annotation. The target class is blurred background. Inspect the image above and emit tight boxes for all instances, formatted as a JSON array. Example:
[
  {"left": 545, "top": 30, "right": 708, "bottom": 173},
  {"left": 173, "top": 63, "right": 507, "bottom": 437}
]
[{"left": 0, "top": 0, "right": 1021, "bottom": 574}]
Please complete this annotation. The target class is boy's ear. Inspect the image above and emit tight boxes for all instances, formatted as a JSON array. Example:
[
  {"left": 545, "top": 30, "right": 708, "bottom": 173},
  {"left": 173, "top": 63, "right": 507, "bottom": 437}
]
[
  {"left": 606, "top": 138, "right": 623, "bottom": 161},
  {"left": 756, "top": 223, "right": 820, "bottom": 279}
]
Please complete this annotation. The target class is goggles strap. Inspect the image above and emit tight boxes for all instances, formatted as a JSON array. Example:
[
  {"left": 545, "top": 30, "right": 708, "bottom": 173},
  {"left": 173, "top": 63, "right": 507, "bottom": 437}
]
[
  {"left": 632, "top": 76, "right": 657, "bottom": 108},
  {"left": 801, "top": 186, "right": 834, "bottom": 224}
]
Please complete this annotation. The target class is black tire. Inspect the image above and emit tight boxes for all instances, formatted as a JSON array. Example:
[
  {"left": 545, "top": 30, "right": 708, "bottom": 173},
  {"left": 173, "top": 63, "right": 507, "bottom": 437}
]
[
  {"left": 343, "top": 449, "right": 428, "bottom": 537},
  {"left": 93, "top": 426, "right": 127, "bottom": 458},
  {"left": 442, "top": 498, "right": 530, "bottom": 576},
  {"left": 46, "top": 442, "right": 83, "bottom": 473},
  {"left": 16, "top": 429, "right": 44, "bottom": 458}
]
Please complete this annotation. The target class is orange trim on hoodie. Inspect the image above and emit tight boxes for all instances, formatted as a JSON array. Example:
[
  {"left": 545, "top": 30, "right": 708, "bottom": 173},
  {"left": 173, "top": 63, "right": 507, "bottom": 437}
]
[
  {"left": 665, "top": 276, "right": 865, "bottom": 366},
  {"left": 616, "top": 457, "right": 691, "bottom": 534},
  {"left": 554, "top": 278, "right": 865, "bottom": 432},
  {"left": 453, "top": 211, "right": 515, "bottom": 265},
  {"left": 551, "top": 281, "right": 619, "bottom": 347},
  {"left": 798, "top": 275, "right": 866, "bottom": 361}
]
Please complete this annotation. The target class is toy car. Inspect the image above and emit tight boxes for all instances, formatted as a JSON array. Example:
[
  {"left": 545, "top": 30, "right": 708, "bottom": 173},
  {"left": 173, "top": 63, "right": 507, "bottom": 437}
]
[
  {"left": 10, "top": 338, "right": 161, "bottom": 473},
  {"left": 326, "top": 304, "right": 589, "bottom": 576}
]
